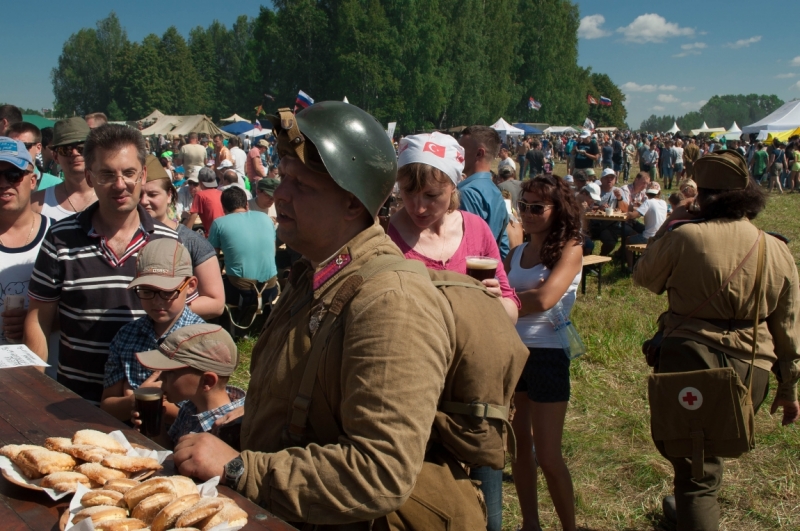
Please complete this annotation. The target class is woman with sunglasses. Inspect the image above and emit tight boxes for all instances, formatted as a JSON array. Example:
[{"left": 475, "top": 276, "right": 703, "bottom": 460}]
[
  {"left": 139, "top": 155, "right": 225, "bottom": 319},
  {"left": 505, "top": 175, "right": 583, "bottom": 531},
  {"left": 388, "top": 132, "right": 519, "bottom": 531}
]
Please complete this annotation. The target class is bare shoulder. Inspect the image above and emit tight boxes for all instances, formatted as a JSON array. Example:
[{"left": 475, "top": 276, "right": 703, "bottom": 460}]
[{"left": 30, "top": 188, "right": 46, "bottom": 213}]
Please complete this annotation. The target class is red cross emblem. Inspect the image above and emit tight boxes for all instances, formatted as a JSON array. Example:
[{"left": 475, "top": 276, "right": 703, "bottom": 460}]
[{"left": 678, "top": 387, "right": 703, "bottom": 410}]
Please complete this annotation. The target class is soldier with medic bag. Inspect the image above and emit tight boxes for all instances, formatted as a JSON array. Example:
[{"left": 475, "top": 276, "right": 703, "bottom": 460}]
[
  {"left": 634, "top": 150, "right": 800, "bottom": 531},
  {"left": 172, "top": 101, "right": 529, "bottom": 530}
]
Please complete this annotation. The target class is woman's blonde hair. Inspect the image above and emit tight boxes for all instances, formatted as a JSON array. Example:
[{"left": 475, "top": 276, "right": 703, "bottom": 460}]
[{"left": 397, "top": 163, "right": 460, "bottom": 212}]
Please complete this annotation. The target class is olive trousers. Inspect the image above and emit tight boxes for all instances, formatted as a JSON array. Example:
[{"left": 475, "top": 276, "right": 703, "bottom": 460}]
[{"left": 655, "top": 337, "right": 770, "bottom": 531}]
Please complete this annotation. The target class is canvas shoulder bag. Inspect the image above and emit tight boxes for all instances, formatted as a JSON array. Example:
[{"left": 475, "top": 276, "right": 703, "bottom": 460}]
[{"left": 648, "top": 231, "right": 765, "bottom": 481}]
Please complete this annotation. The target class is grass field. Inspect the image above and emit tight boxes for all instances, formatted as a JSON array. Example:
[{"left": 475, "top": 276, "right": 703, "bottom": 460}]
[{"left": 231, "top": 164, "right": 800, "bottom": 531}]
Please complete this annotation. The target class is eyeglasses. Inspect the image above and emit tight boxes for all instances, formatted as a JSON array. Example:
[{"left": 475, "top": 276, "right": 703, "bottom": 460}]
[
  {"left": 517, "top": 201, "right": 553, "bottom": 215},
  {"left": 133, "top": 278, "right": 191, "bottom": 300},
  {"left": 22, "top": 142, "right": 40, "bottom": 151},
  {"left": 90, "top": 169, "right": 144, "bottom": 187},
  {"left": 54, "top": 143, "right": 84, "bottom": 157},
  {"left": 0, "top": 168, "right": 33, "bottom": 185}
]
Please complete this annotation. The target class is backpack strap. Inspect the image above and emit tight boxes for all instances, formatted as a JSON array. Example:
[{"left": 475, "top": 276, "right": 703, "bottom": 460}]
[
  {"left": 438, "top": 401, "right": 517, "bottom": 462},
  {"left": 286, "top": 254, "right": 427, "bottom": 444}
]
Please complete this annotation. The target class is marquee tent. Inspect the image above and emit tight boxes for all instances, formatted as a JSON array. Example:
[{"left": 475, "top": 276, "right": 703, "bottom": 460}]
[
  {"left": 22, "top": 115, "right": 55, "bottom": 129},
  {"left": 690, "top": 122, "right": 725, "bottom": 136},
  {"left": 140, "top": 115, "right": 232, "bottom": 138},
  {"left": 221, "top": 121, "right": 256, "bottom": 135},
  {"left": 513, "top": 123, "right": 543, "bottom": 135},
  {"left": 491, "top": 118, "right": 524, "bottom": 137},
  {"left": 220, "top": 114, "right": 248, "bottom": 123},
  {"left": 236, "top": 128, "right": 271, "bottom": 142},
  {"left": 726, "top": 121, "right": 742, "bottom": 136},
  {"left": 764, "top": 126, "right": 800, "bottom": 144},
  {"left": 139, "top": 110, "right": 165, "bottom": 124},
  {"left": 667, "top": 122, "right": 680, "bottom": 134},
  {"left": 543, "top": 126, "right": 578, "bottom": 134},
  {"left": 742, "top": 100, "right": 800, "bottom": 134}
]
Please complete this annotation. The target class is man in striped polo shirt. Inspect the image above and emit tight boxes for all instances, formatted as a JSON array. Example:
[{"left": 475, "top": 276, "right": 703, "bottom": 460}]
[{"left": 24, "top": 124, "right": 178, "bottom": 404}]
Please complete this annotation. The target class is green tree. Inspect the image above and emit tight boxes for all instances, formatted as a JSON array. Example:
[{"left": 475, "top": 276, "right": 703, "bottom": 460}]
[
  {"left": 159, "top": 27, "right": 204, "bottom": 115},
  {"left": 114, "top": 36, "right": 170, "bottom": 119},
  {"left": 586, "top": 72, "right": 627, "bottom": 128},
  {"left": 640, "top": 94, "right": 784, "bottom": 132}
]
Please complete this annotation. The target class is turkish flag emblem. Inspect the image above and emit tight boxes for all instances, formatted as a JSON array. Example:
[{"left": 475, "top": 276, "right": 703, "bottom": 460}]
[
  {"left": 423, "top": 142, "right": 446, "bottom": 158},
  {"left": 455, "top": 151, "right": 465, "bottom": 164},
  {"left": 398, "top": 143, "right": 410, "bottom": 155}
]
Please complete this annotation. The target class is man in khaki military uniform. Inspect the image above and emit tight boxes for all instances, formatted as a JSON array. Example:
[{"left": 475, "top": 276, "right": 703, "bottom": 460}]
[
  {"left": 172, "top": 102, "right": 483, "bottom": 529},
  {"left": 682, "top": 137, "right": 700, "bottom": 179},
  {"left": 634, "top": 150, "right": 800, "bottom": 531}
]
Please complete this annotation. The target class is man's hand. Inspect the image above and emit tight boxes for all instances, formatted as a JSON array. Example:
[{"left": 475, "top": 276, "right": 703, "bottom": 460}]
[
  {"left": 211, "top": 406, "right": 244, "bottom": 434},
  {"left": 173, "top": 433, "right": 239, "bottom": 481},
  {"left": 2, "top": 307, "right": 26, "bottom": 341},
  {"left": 770, "top": 397, "right": 800, "bottom": 426}
]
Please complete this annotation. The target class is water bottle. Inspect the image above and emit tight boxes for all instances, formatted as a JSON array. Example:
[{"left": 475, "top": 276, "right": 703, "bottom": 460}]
[{"left": 547, "top": 299, "right": 586, "bottom": 360}]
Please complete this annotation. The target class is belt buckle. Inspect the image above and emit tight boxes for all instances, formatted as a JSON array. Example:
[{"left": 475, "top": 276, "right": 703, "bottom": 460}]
[{"left": 471, "top": 401, "right": 490, "bottom": 419}]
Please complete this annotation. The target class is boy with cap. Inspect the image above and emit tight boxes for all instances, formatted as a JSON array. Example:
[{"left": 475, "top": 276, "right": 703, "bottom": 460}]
[
  {"left": 135, "top": 323, "right": 245, "bottom": 448},
  {"left": 248, "top": 177, "right": 279, "bottom": 224},
  {"left": 183, "top": 167, "right": 224, "bottom": 236},
  {"left": 101, "top": 239, "right": 204, "bottom": 422}
]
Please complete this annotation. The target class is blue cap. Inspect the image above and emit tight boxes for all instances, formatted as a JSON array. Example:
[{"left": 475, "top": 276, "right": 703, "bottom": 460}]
[{"left": 0, "top": 137, "right": 34, "bottom": 170}]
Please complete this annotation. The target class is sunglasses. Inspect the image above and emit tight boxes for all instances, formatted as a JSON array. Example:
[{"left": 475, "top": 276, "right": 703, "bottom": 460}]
[
  {"left": 133, "top": 278, "right": 191, "bottom": 301},
  {"left": 54, "top": 143, "right": 85, "bottom": 157},
  {"left": 517, "top": 201, "right": 553, "bottom": 215},
  {"left": 0, "top": 168, "right": 32, "bottom": 185},
  {"left": 22, "top": 142, "right": 40, "bottom": 150}
]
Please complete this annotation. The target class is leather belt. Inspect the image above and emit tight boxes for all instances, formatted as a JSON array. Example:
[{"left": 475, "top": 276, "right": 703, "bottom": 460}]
[{"left": 699, "top": 317, "right": 764, "bottom": 331}]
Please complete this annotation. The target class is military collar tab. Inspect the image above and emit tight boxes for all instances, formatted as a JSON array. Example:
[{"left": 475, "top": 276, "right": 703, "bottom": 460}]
[{"left": 313, "top": 253, "right": 352, "bottom": 291}]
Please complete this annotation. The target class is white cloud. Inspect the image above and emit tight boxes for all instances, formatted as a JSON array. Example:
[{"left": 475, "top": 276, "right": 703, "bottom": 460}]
[
  {"left": 674, "top": 50, "right": 700, "bottom": 58},
  {"left": 681, "top": 42, "right": 707, "bottom": 50},
  {"left": 791, "top": 57, "right": 800, "bottom": 67},
  {"left": 652, "top": 106, "right": 666, "bottom": 111},
  {"left": 776, "top": 73, "right": 796, "bottom": 79},
  {"left": 617, "top": 14, "right": 694, "bottom": 43},
  {"left": 621, "top": 82, "right": 657, "bottom": 92},
  {"left": 657, "top": 94, "right": 680, "bottom": 103},
  {"left": 680, "top": 100, "right": 708, "bottom": 110},
  {"left": 794, "top": 81, "right": 800, "bottom": 90},
  {"left": 725, "top": 36, "right": 761, "bottom": 49},
  {"left": 579, "top": 15, "right": 611, "bottom": 39}
]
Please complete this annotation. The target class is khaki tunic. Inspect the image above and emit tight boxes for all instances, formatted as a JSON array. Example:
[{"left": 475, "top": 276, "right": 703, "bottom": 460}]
[
  {"left": 683, "top": 143, "right": 700, "bottom": 176},
  {"left": 634, "top": 218, "right": 800, "bottom": 402},
  {"left": 237, "top": 223, "right": 456, "bottom": 527}
]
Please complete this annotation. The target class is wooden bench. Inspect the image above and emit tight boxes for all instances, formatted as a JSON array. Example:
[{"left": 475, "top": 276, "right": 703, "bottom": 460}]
[
  {"left": 581, "top": 255, "right": 613, "bottom": 296},
  {"left": 628, "top": 243, "right": 647, "bottom": 267}
]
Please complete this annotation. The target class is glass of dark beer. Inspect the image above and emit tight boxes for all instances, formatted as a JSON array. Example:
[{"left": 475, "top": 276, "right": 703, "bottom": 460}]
[
  {"left": 466, "top": 256, "right": 498, "bottom": 281},
  {"left": 134, "top": 387, "right": 163, "bottom": 437}
]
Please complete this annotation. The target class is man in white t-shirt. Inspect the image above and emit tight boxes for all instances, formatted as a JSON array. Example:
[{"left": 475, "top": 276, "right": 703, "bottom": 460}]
[
  {"left": 497, "top": 147, "right": 516, "bottom": 173},
  {"left": 228, "top": 136, "right": 248, "bottom": 175},
  {"left": 625, "top": 181, "right": 667, "bottom": 267},
  {"left": 0, "top": 137, "right": 55, "bottom": 374},
  {"left": 180, "top": 132, "right": 207, "bottom": 170}
]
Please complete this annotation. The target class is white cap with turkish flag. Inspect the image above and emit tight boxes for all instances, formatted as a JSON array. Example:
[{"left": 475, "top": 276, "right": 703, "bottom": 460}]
[{"left": 397, "top": 132, "right": 465, "bottom": 185}]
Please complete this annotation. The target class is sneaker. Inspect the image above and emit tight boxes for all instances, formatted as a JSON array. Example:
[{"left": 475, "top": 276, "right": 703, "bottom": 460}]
[{"left": 662, "top": 495, "right": 677, "bottom": 523}]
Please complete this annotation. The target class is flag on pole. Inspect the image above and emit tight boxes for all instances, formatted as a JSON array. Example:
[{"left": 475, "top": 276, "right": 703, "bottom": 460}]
[
  {"left": 295, "top": 90, "right": 314, "bottom": 112},
  {"left": 583, "top": 117, "right": 595, "bottom": 131},
  {"left": 587, "top": 95, "right": 598, "bottom": 105},
  {"left": 528, "top": 97, "right": 542, "bottom": 110},
  {"left": 254, "top": 120, "right": 262, "bottom": 132},
  {"left": 599, "top": 96, "right": 612, "bottom": 106}
]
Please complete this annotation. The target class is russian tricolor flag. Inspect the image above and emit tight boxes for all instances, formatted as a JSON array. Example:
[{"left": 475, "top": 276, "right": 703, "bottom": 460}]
[
  {"left": 295, "top": 90, "right": 314, "bottom": 110},
  {"left": 599, "top": 96, "right": 612, "bottom": 106}
]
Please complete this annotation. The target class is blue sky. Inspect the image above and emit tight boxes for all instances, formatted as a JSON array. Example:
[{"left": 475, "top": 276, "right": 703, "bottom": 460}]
[{"left": 3, "top": 1, "right": 799, "bottom": 129}]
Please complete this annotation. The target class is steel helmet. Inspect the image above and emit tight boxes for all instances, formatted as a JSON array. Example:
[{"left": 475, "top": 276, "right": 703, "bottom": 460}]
[{"left": 269, "top": 101, "right": 397, "bottom": 217}]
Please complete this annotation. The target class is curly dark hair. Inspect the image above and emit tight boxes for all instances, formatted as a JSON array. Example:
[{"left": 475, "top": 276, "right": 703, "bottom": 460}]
[
  {"left": 519, "top": 175, "right": 583, "bottom": 269},
  {"left": 697, "top": 179, "right": 766, "bottom": 221}
]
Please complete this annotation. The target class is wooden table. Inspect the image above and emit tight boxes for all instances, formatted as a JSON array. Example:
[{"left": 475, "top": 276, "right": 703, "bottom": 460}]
[
  {"left": 0, "top": 366, "right": 297, "bottom": 531},
  {"left": 585, "top": 211, "right": 630, "bottom": 274}
]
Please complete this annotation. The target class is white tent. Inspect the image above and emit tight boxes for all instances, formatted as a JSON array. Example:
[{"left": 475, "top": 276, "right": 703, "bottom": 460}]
[
  {"left": 543, "top": 126, "right": 578, "bottom": 135},
  {"left": 490, "top": 118, "right": 524, "bottom": 137},
  {"left": 756, "top": 130, "right": 769, "bottom": 141},
  {"left": 690, "top": 122, "right": 725, "bottom": 136},
  {"left": 667, "top": 122, "right": 680, "bottom": 134},
  {"left": 220, "top": 114, "right": 249, "bottom": 123},
  {"left": 742, "top": 100, "right": 800, "bottom": 134},
  {"left": 726, "top": 121, "right": 742, "bottom": 136},
  {"left": 236, "top": 127, "right": 270, "bottom": 142}
]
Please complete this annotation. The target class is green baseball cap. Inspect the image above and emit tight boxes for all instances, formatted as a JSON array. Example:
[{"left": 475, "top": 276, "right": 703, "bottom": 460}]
[
  {"left": 51, "top": 117, "right": 91, "bottom": 148},
  {"left": 136, "top": 324, "right": 239, "bottom": 376},
  {"left": 257, "top": 177, "right": 280, "bottom": 196}
]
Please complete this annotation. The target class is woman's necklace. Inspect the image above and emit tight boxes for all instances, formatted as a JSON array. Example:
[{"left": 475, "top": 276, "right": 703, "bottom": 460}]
[{"left": 0, "top": 215, "right": 36, "bottom": 248}]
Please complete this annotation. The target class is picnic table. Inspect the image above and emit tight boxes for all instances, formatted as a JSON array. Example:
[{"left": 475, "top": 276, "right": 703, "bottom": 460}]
[
  {"left": 0, "top": 366, "right": 297, "bottom": 531},
  {"left": 585, "top": 210, "right": 630, "bottom": 274}
]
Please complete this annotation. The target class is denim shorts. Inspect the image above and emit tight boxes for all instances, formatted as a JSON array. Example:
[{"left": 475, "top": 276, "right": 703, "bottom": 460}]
[{"left": 515, "top": 347, "right": 571, "bottom": 402}]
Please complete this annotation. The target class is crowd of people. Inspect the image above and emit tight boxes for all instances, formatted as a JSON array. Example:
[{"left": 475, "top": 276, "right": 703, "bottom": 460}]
[{"left": 0, "top": 101, "right": 798, "bottom": 531}]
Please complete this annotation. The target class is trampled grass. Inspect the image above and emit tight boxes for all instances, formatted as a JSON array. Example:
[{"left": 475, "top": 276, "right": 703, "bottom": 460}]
[{"left": 234, "top": 174, "right": 800, "bottom": 531}]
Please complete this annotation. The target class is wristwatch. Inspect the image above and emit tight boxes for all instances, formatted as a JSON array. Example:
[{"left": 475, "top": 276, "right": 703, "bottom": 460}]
[{"left": 222, "top": 455, "right": 245, "bottom": 489}]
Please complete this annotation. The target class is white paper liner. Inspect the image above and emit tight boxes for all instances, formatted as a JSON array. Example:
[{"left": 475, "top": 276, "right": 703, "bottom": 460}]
[
  {"left": 0, "top": 430, "right": 172, "bottom": 501},
  {"left": 65, "top": 476, "right": 244, "bottom": 531}
]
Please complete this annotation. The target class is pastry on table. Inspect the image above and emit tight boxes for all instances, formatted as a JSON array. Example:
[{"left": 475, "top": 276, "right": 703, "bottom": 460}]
[
  {"left": 40, "top": 471, "right": 91, "bottom": 493},
  {"left": 75, "top": 463, "right": 129, "bottom": 485},
  {"left": 72, "top": 430, "right": 127, "bottom": 455}
]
